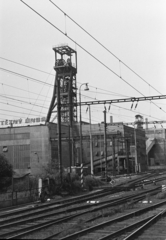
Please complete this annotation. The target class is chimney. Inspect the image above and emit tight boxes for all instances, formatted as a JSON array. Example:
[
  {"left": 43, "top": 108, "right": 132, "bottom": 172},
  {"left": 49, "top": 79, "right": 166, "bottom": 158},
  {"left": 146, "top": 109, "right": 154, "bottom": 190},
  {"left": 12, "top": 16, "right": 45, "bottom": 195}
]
[
  {"left": 110, "top": 116, "right": 113, "bottom": 123},
  {"left": 145, "top": 118, "right": 148, "bottom": 130}
]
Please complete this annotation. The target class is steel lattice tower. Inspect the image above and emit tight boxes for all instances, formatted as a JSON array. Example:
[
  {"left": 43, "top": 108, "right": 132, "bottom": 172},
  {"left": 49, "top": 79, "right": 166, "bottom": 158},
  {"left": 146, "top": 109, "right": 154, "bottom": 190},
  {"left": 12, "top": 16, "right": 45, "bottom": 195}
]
[{"left": 46, "top": 44, "right": 77, "bottom": 126}]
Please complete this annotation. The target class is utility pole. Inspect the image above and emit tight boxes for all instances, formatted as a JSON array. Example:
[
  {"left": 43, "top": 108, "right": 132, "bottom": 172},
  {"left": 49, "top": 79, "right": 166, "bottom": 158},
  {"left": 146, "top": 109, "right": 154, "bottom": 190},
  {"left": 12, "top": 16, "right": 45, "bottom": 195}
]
[
  {"left": 103, "top": 110, "right": 107, "bottom": 178},
  {"left": 88, "top": 105, "right": 94, "bottom": 175},
  {"left": 68, "top": 125, "right": 72, "bottom": 174},
  {"left": 112, "top": 136, "right": 115, "bottom": 176},
  {"left": 134, "top": 125, "right": 138, "bottom": 173},
  {"left": 57, "top": 79, "right": 62, "bottom": 184},
  {"left": 125, "top": 138, "right": 130, "bottom": 174}
]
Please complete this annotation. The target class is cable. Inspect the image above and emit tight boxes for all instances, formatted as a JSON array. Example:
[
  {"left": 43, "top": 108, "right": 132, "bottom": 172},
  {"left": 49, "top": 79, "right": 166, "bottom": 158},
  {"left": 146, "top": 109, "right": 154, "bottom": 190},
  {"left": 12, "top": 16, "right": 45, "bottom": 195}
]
[
  {"left": 0, "top": 100, "right": 48, "bottom": 114},
  {"left": 0, "top": 56, "right": 55, "bottom": 76},
  {"left": 0, "top": 93, "right": 50, "bottom": 102},
  {"left": 1, "top": 57, "right": 164, "bottom": 106},
  {"left": 0, "top": 94, "right": 48, "bottom": 109},
  {"left": 20, "top": 0, "right": 166, "bottom": 115},
  {"left": 0, "top": 81, "right": 51, "bottom": 99},
  {"left": 0, "top": 108, "right": 45, "bottom": 117},
  {"left": 27, "top": 68, "right": 54, "bottom": 117},
  {"left": 80, "top": 93, "right": 164, "bottom": 121},
  {"left": 0, "top": 56, "right": 136, "bottom": 99},
  {"left": 49, "top": 0, "right": 163, "bottom": 96},
  {"left": 0, "top": 67, "right": 53, "bottom": 87}
]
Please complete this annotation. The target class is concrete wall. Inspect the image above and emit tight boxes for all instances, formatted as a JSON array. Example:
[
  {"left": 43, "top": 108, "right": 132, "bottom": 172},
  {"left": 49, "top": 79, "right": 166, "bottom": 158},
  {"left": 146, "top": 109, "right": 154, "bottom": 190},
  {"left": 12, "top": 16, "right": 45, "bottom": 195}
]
[
  {"left": 146, "top": 128, "right": 166, "bottom": 166},
  {"left": 80, "top": 123, "right": 147, "bottom": 172},
  {"left": 0, "top": 125, "right": 51, "bottom": 177}
]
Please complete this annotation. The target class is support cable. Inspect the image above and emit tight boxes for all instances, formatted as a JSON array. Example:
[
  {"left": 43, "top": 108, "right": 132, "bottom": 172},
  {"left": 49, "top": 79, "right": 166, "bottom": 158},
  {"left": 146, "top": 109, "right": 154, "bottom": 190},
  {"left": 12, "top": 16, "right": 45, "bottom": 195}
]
[
  {"left": 20, "top": 0, "right": 166, "bottom": 115},
  {"left": 49, "top": 0, "right": 162, "bottom": 96}
]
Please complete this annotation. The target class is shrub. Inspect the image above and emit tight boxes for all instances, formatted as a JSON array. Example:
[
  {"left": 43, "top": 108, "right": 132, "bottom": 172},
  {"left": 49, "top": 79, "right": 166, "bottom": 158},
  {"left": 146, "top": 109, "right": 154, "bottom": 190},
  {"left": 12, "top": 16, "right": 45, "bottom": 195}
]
[
  {"left": 84, "top": 175, "right": 105, "bottom": 189},
  {"left": 156, "top": 191, "right": 166, "bottom": 199},
  {"left": 0, "top": 154, "right": 13, "bottom": 192}
]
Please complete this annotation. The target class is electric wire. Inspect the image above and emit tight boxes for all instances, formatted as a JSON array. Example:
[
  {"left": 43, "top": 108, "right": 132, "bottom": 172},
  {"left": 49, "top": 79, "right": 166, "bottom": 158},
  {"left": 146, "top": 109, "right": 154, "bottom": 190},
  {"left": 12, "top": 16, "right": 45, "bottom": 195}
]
[
  {"left": 80, "top": 93, "right": 164, "bottom": 121},
  {"left": 0, "top": 67, "right": 53, "bottom": 87},
  {"left": 20, "top": 0, "right": 166, "bottom": 115},
  {"left": 27, "top": 68, "right": 54, "bottom": 117},
  {"left": 49, "top": 0, "right": 163, "bottom": 96},
  {"left": 0, "top": 56, "right": 55, "bottom": 76},
  {"left": 0, "top": 94, "right": 49, "bottom": 109},
  {"left": 0, "top": 93, "right": 50, "bottom": 102},
  {"left": 0, "top": 82, "right": 51, "bottom": 99},
  {"left": 0, "top": 100, "right": 48, "bottom": 115},
  {"left": 1, "top": 57, "right": 164, "bottom": 105},
  {"left": 0, "top": 108, "right": 45, "bottom": 117}
]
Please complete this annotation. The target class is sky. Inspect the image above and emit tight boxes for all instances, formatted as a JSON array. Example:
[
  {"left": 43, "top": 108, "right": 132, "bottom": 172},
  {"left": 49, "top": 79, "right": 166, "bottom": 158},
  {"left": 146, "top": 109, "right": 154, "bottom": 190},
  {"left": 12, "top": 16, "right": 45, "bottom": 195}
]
[{"left": 0, "top": 0, "right": 166, "bottom": 129}]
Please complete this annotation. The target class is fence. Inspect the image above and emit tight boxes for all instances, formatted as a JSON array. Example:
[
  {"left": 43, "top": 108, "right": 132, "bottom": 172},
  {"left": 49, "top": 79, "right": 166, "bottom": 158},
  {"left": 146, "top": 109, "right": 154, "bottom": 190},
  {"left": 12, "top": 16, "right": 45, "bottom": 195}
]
[{"left": 0, "top": 187, "right": 39, "bottom": 208}]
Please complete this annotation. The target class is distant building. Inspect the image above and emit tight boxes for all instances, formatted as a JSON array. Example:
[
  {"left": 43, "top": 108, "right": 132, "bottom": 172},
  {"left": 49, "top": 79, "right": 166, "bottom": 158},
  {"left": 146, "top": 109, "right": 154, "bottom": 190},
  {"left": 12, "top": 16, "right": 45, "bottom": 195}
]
[
  {"left": 0, "top": 123, "right": 69, "bottom": 177},
  {"left": 0, "top": 120, "right": 148, "bottom": 177},
  {"left": 146, "top": 128, "right": 166, "bottom": 167},
  {"left": 80, "top": 122, "right": 147, "bottom": 174}
]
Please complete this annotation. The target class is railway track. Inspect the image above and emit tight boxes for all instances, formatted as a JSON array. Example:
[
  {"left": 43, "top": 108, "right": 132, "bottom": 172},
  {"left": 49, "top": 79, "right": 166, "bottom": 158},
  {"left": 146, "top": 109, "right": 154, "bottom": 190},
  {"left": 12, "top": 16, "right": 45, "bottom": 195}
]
[
  {"left": 1, "top": 171, "right": 164, "bottom": 221},
  {"left": 0, "top": 186, "right": 162, "bottom": 239},
  {"left": 51, "top": 200, "right": 166, "bottom": 240},
  {"left": 0, "top": 171, "right": 165, "bottom": 239},
  {"left": 123, "top": 208, "right": 166, "bottom": 240}
]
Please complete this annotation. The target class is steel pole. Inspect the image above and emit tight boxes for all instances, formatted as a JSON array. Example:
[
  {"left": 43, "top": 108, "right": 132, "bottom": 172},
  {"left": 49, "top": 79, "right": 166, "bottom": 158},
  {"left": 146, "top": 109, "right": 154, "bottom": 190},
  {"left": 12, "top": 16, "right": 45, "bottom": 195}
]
[
  {"left": 88, "top": 105, "right": 94, "bottom": 175},
  {"left": 79, "top": 89, "right": 83, "bottom": 166},
  {"left": 57, "top": 79, "right": 62, "bottom": 183},
  {"left": 103, "top": 110, "right": 107, "bottom": 179},
  {"left": 134, "top": 125, "right": 138, "bottom": 173}
]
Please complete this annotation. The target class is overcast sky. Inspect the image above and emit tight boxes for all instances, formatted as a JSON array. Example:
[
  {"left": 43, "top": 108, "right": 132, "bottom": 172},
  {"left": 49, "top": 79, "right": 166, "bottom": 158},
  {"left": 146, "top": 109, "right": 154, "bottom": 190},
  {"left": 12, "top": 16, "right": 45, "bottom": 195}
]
[{"left": 0, "top": 0, "right": 166, "bottom": 129}]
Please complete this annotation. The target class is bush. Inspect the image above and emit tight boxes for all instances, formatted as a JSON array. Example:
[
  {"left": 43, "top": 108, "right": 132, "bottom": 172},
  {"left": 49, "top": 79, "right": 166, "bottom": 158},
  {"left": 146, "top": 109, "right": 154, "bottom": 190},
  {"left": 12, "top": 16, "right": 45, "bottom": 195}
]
[
  {"left": 156, "top": 191, "right": 166, "bottom": 199},
  {"left": 84, "top": 175, "right": 105, "bottom": 189},
  {"left": 0, "top": 154, "right": 13, "bottom": 191}
]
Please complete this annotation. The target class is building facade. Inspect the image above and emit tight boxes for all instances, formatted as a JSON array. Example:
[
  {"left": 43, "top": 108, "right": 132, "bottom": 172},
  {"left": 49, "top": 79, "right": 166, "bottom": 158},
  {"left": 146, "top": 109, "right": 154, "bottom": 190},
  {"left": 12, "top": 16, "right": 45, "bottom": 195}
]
[
  {"left": 0, "top": 121, "right": 148, "bottom": 177},
  {"left": 146, "top": 128, "right": 166, "bottom": 166},
  {"left": 79, "top": 123, "right": 147, "bottom": 174},
  {"left": 0, "top": 125, "right": 51, "bottom": 176}
]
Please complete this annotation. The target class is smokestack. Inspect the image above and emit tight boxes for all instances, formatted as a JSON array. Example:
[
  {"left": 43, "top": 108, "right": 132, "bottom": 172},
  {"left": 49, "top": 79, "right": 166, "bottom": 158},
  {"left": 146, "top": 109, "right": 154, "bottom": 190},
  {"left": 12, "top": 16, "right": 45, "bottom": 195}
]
[
  {"left": 110, "top": 116, "right": 113, "bottom": 123},
  {"left": 145, "top": 118, "right": 148, "bottom": 130}
]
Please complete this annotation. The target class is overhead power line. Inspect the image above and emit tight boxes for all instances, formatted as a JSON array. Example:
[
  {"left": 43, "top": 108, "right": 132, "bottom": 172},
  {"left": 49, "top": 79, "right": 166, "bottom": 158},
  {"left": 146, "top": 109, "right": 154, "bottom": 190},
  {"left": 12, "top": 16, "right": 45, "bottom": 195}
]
[
  {"left": 1, "top": 56, "right": 132, "bottom": 99},
  {"left": 0, "top": 67, "right": 53, "bottom": 87},
  {"left": 79, "top": 93, "right": 165, "bottom": 121},
  {"left": 0, "top": 100, "right": 48, "bottom": 115},
  {"left": 0, "top": 81, "right": 51, "bottom": 99},
  {"left": 0, "top": 56, "right": 55, "bottom": 76},
  {"left": 0, "top": 94, "right": 49, "bottom": 109},
  {"left": 49, "top": 0, "right": 162, "bottom": 96},
  {"left": 20, "top": 0, "right": 166, "bottom": 116},
  {"left": 79, "top": 95, "right": 166, "bottom": 106}
]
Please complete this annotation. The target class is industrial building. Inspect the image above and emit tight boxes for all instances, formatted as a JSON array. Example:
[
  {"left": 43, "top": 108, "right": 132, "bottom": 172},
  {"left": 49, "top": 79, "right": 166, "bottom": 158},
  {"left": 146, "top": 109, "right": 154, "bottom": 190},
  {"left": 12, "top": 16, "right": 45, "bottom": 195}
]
[
  {"left": 146, "top": 127, "right": 166, "bottom": 167},
  {"left": 0, "top": 45, "right": 165, "bottom": 177},
  {"left": 0, "top": 118, "right": 148, "bottom": 177}
]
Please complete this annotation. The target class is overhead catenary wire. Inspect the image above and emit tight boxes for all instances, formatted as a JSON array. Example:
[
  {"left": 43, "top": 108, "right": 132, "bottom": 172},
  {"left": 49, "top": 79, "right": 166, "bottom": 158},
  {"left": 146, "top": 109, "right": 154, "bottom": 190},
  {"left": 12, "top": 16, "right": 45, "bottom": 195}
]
[
  {"left": 49, "top": 0, "right": 163, "bottom": 96},
  {"left": 0, "top": 81, "right": 52, "bottom": 99},
  {"left": 0, "top": 67, "right": 53, "bottom": 87},
  {"left": 0, "top": 56, "right": 55, "bottom": 76},
  {"left": 0, "top": 94, "right": 49, "bottom": 109},
  {"left": 0, "top": 93, "right": 51, "bottom": 102},
  {"left": 0, "top": 58, "right": 135, "bottom": 100},
  {"left": 1, "top": 57, "right": 166, "bottom": 110},
  {"left": 0, "top": 108, "right": 46, "bottom": 118},
  {"left": 0, "top": 100, "right": 48, "bottom": 114},
  {"left": 27, "top": 68, "right": 54, "bottom": 117},
  {"left": 20, "top": 0, "right": 166, "bottom": 115},
  {"left": 80, "top": 93, "right": 164, "bottom": 121}
]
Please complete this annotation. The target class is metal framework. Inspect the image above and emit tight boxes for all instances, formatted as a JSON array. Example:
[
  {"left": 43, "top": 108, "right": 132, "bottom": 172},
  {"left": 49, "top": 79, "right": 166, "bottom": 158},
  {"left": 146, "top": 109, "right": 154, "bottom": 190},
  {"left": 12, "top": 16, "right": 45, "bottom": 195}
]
[
  {"left": 46, "top": 44, "right": 77, "bottom": 125},
  {"left": 108, "top": 120, "right": 166, "bottom": 126},
  {"left": 78, "top": 95, "right": 166, "bottom": 106}
]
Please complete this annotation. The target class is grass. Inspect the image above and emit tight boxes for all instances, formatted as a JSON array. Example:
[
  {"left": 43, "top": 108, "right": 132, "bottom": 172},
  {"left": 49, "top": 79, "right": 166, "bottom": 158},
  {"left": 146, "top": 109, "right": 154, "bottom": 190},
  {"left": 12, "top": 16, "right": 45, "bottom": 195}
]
[{"left": 156, "top": 191, "right": 166, "bottom": 199}]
